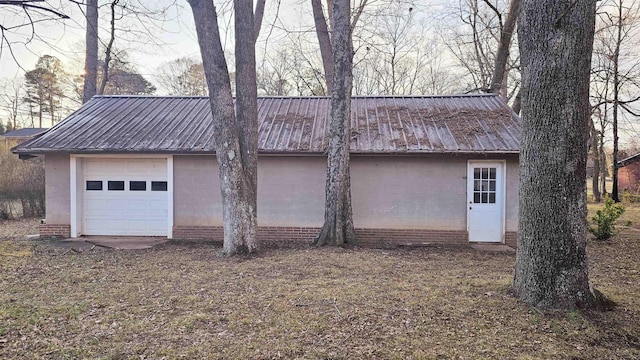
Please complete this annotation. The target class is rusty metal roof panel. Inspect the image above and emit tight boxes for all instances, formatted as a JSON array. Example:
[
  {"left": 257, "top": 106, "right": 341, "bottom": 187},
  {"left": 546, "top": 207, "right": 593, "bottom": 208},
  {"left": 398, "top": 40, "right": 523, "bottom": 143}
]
[{"left": 14, "top": 94, "right": 520, "bottom": 155}]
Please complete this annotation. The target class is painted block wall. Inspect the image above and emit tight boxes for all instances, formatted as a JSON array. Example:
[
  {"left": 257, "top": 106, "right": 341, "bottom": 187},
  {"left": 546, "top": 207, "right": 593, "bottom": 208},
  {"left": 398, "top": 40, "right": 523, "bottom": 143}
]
[
  {"left": 44, "top": 154, "right": 70, "bottom": 224},
  {"left": 44, "top": 153, "right": 519, "bottom": 235}
]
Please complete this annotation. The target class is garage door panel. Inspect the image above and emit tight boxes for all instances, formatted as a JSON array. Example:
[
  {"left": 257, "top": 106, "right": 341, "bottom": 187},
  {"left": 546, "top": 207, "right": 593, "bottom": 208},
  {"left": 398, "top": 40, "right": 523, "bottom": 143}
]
[{"left": 82, "top": 158, "right": 168, "bottom": 236}]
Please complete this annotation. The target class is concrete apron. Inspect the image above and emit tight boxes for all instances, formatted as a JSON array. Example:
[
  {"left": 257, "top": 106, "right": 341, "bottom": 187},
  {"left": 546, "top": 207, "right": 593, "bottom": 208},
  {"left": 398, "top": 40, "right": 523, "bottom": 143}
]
[
  {"left": 57, "top": 236, "right": 168, "bottom": 250},
  {"left": 470, "top": 243, "right": 516, "bottom": 253}
]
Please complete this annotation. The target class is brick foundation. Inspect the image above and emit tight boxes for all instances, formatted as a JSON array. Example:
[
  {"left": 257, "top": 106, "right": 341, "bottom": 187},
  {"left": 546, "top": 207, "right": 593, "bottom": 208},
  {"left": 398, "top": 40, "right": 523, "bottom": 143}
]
[
  {"left": 173, "top": 225, "right": 470, "bottom": 247},
  {"left": 39, "top": 224, "right": 71, "bottom": 238},
  {"left": 37, "top": 224, "right": 515, "bottom": 248},
  {"left": 505, "top": 231, "right": 518, "bottom": 249}
]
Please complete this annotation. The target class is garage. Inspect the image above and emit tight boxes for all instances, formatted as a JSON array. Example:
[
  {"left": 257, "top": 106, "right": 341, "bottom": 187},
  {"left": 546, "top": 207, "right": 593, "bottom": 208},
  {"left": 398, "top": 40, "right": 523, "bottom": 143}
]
[{"left": 81, "top": 158, "right": 169, "bottom": 236}]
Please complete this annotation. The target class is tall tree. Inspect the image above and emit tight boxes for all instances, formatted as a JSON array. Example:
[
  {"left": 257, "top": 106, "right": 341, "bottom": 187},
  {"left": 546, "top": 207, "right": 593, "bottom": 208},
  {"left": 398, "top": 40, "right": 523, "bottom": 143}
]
[
  {"left": 98, "top": 0, "right": 119, "bottom": 95},
  {"left": 593, "top": 0, "right": 640, "bottom": 202},
  {"left": 187, "top": 0, "right": 259, "bottom": 255},
  {"left": 313, "top": 0, "right": 356, "bottom": 246},
  {"left": 444, "top": 0, "right": 521, "bottom": 109},
  {"left": 589, "top": 0, "right": 640, "bottom": 202},
  {"left": 82, "top": 0, "right": 99, "bottom": 103},
  {"left": 513, "top": 0, "right": 597, "bottom": 309},
  {"left": 311, "top": 0, "right": 334, "bottom": 92},
  {"left": 23, "top": 55, "right": 65, "bottom": 127},
  {"left": 488, "top": 0, "right": 521, "bottom": 97}
]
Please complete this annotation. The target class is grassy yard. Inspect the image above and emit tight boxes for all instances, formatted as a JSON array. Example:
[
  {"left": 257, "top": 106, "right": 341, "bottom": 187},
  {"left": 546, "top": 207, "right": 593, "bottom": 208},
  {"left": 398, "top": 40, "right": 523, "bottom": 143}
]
[{"left": 1, "top": 206, "right": 639, "bottom": 359}]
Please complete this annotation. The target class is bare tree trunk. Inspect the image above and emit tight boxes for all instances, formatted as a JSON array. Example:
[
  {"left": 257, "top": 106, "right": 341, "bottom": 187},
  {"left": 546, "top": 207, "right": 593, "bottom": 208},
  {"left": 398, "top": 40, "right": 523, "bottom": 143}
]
[
  {"left": 513, "top": 0, "right": 597, "bottom": 309},
  {"left": 49, "top": 93, "right": 54, "bottom": 125},
  {"left": 611, "top": 0, "right": 623, "bottom": 203},
  {"left": 313, "top": 0, "right": 356, "bottom": 246},
  {"left": 188, "top": 0, "right": 258, "bottom": 255},
  {"left": 83, "top": 0, "right": 98, "bottom": 103},
  {"left": 254, "top": 0, "right": 266, "bottom": 41},
  {"left": 511, "top": 87, "right": 522, "bottom": 114},
  {"left": 234, "top": 0, "right": 259, "bottom": 251},
  {"left": 99, "top": 0, "right": 118, "bottom": 95},
  {"left": 311, "top": 0, "right": 334, "bottom": 93},
  {"left": 591, "top": 119, "right": 601, "bottom": 202},
  {"left": 489, "top": 0, "right": 521, "bottom": 95}
]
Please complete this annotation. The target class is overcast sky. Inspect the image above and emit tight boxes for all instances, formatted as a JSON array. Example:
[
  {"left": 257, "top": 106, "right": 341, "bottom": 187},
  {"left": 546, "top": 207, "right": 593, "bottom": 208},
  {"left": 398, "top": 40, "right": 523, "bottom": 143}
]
[{"left": 0, "top": 0, "right": 445, "bottom": 91}]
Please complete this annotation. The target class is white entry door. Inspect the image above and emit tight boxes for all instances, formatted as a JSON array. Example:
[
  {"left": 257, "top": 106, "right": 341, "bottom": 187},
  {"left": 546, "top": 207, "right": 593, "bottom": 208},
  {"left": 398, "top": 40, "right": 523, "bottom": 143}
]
[
  {"left": 82, "top": 158, "right": 168, "bottom": 236},
  {"left": 467, "top": 161, "right": 504, "bottom": 243}
]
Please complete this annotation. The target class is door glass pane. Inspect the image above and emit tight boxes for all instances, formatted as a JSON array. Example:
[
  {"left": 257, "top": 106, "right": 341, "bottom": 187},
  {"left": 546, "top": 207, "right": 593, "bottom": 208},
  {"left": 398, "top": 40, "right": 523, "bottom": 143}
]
[
  {"left": 86, "top": 181, "right": 102, "bottom": 191},
  {"left": 151, "top": 181, "right": 168, "bottom": 191},
  {"left": 472, "top": 166, "right": 499, "bottom": 205},
  {"left": 130, "top": 181, "right": 146, "bottom": 191},
  {"left": 108, "top": 181, "right": 125, "bottom": 191}
]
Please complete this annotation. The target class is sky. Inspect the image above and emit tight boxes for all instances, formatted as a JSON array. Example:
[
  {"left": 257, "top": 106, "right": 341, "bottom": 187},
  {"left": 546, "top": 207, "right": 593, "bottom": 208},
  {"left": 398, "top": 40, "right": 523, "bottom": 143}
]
[
  {"left": 0, "top": 0, "right": 446, "bottom": 85},
  {"left": 0, "top": 0, "right": 446, "bottom": 129},
  {"left": 0, "top": 0, "right": 637, "bottom": 149}
]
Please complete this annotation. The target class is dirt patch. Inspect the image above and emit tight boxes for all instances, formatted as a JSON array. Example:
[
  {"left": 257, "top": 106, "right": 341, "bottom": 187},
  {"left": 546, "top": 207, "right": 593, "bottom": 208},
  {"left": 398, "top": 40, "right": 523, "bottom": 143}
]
[{"left": 1, "top": 208, "right": 639, "bottom": 359}]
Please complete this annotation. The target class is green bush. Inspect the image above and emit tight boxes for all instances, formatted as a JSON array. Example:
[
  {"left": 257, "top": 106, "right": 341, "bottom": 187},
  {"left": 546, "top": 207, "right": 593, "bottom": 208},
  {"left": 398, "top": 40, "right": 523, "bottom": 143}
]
[{"left": 589, "top": 196, "right": 626, "bottom": 241}]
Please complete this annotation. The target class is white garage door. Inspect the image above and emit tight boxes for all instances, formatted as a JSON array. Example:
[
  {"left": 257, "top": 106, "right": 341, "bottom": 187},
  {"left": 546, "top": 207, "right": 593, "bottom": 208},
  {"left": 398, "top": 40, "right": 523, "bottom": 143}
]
[{"left": 82, "top": 158, "right": 168, "bottom": 236}]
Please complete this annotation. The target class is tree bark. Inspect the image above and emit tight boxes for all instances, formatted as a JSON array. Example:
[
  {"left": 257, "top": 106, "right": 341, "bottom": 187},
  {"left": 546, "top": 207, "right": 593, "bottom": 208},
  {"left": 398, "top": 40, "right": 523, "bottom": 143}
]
[
  {"left": 511, "top": 87, "right": 522, "bottom": 115},
  {"left": 188, "top": 0, "right": 258, "bottom": 255},
  {"left": 590, "top": 119, "right": 601, "bottom": 202},
  {"left": 489, "top": 0, "right": 521, "bottom": 95},
  {"left": 313, "top": 0, "right": 356, "bottom": 246},
  {"left": 513, "top": 0, "right": 597, "bottom": 309},
  {"left": 254, "top": 0, "right": 266, "bottom": 41},
  {"left": 611, "top": 0, "right": 623, "bottom": 203},
  {"left": 311, "top": 0, "right": 334, "bottom": 94},
  {"left": 82, "top": 0, "right": 98, "bottom": 103}
]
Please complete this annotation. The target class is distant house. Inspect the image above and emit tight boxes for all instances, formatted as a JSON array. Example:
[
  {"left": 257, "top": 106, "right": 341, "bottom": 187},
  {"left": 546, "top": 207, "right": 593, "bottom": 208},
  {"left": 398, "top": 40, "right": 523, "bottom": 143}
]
[
  {"left": 13, "top": 95, "right": 521, "bottom": 247},
  {"left": 1, "top": 128, "right": 48, "bottom": 147},
  {"left": 618, "top": 153, "right": 640, "bottom": 193}
]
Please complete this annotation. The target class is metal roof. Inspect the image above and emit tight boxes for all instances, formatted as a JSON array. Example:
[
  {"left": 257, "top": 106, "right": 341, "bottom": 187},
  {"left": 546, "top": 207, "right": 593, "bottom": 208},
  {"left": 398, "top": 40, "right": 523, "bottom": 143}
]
[
  {"left": 619, "top": 152, "right": 640, "bottom": 167},
  {"left": 14, "top": 94, "right": 520, "bottom": 155},
  {"left": 1, "top": 128, "right": 48, "bottom": 138}
]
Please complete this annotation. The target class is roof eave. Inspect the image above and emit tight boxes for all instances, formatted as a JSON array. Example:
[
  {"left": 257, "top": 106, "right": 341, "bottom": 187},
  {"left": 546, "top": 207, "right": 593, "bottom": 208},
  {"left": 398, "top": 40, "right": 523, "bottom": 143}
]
[{"left": 14, "top": 148, "right": 520, "bottom": 156}]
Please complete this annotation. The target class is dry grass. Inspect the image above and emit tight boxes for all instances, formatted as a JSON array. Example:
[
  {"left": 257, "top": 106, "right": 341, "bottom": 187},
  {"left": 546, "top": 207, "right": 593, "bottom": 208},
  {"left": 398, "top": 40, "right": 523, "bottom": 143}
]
[{"left": 1, "top": 209, "right": 639, "bottom": 359}]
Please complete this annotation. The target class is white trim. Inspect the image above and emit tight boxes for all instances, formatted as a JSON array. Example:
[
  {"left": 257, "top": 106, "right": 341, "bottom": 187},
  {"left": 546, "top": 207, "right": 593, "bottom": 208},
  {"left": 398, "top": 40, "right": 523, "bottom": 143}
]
[
  {"left": 73, "top": 154, "right": 172, "bottom": 238},
  {"left": 69, "top": 156, "right": 78, "bottom": 237},
  {"left": 72, "top": 154, "right": 170, "bottom": 159},
  {"left": 466, "top": 160, "right": 506, "bottom": 243},
  {"left": 167, "top": 155, "right": 174, "bottom": 239}
]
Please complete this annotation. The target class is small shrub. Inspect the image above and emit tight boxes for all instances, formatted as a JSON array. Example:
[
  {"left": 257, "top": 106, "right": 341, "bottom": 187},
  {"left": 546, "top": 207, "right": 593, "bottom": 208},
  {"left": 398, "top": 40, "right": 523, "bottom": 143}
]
[
  {"left": 621, "top": 190, "right": 640, "bottom": 203},
  {"left": 588, "top": 196, "right": 626, "bottom": 241}
]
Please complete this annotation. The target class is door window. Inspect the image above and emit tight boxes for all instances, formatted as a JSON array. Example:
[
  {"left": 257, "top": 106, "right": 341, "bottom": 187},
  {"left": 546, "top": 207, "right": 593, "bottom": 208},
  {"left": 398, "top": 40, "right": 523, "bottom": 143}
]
[{"left": 473, "top": 167, "right": 497, "bottom": 204}]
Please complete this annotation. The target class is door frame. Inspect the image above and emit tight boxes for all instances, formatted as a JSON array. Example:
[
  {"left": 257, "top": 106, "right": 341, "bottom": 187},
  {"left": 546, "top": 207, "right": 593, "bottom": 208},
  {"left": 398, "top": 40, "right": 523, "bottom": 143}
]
[
  {"left": 69, "top": 154, "right": 174, "bottom": 239},
  {"left": 466, "top": 160, "right": 506, "bottom": 243}
]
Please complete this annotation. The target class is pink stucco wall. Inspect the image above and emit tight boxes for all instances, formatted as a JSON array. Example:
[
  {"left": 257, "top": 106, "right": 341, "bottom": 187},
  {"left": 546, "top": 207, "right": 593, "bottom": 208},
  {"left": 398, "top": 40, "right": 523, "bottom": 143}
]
[
  {"left": 173, "top": 154, "right": 519, "bottom": 232},
  {"left": 44, "top": 154, "right": 70, "bottom": 224},
  {"left": 42, "top": 153, "right": 519, "bottom": 237}
]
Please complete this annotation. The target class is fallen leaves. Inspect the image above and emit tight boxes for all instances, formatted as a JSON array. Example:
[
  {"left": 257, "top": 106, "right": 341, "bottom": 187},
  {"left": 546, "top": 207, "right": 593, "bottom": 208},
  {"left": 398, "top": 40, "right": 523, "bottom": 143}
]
[{"left": 0, "top": 209, "right": 639, "bottom": 358}]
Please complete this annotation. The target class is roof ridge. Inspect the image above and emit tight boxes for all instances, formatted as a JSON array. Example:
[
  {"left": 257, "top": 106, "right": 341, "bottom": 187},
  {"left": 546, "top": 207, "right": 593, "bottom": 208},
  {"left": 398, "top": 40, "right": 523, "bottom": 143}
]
[{"left": 92, "top": 93, "right": 499, "bottom": 100}]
